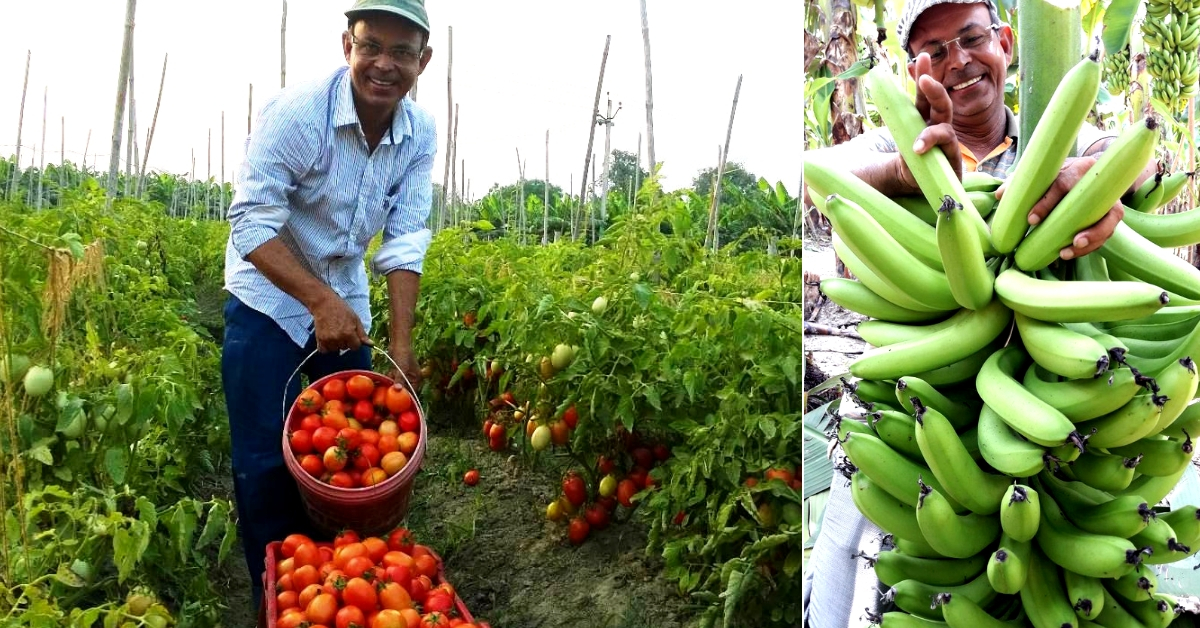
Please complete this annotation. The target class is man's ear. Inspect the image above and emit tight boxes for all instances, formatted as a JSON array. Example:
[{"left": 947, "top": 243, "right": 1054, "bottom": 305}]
[
  {"left": 998, "top": 24, "right": 1015, "bottom": 65},
  {"left": 342, "top": 31, "right": 353, "bottom": 63}
]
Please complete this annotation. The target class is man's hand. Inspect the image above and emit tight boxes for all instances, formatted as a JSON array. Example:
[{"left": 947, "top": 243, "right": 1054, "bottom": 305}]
[
  {"left": 311, "top": 295, "right": 373, "bottom": 353},
  {"left": 898, "top": 53, "right": 965, "bottom": 190},
  {"left": 995, "top": 155, "right": 1123, "bottom": 260},
  {"left": 388, "top": 342, "right": 422, "bottom": 391}
]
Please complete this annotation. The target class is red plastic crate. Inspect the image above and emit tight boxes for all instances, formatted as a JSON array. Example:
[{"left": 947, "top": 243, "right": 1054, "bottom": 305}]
[{"left": 260, "top": 539, "right": 476, "bottom": 627}]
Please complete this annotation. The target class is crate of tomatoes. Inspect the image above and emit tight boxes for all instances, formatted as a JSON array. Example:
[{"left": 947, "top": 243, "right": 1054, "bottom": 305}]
[
  {"left": 283, "top": 362, "right": 427, "bottom": 537},
  {"left": 262, "top": 527, "right": 488, "bottom": 628}
]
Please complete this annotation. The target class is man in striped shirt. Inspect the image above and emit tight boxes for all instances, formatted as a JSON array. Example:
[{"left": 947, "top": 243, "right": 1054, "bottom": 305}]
[{"left": 221, "top": 0, "right": 435, "bottom": 606}]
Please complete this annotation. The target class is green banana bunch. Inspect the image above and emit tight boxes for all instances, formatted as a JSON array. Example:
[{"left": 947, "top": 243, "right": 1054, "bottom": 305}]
[{"left": 1103, "top": 45, "right": 1132, "bottom": 95}]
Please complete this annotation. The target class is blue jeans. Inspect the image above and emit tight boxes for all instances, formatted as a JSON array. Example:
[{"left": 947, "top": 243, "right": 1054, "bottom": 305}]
[{"left": 221, "top": 295, "right": 370, "bottom": 609}]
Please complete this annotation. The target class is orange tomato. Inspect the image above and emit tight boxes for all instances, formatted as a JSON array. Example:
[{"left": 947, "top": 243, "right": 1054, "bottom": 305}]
[
  {"left": 296, "top": 388, "right": 325, "bottom": 413},
  {"left": 372, "top": 609, "right": 407, "bottom": 628},
  {"left": 324, "top": 399, "right": 347, "bottom": 415},
  {"left": 342, "top": 577, "right": 378, "bottom": 612},
  {"left": 382, "top": 550, "right": 414, "bottom": 569},
  {"left": 276, "top": 573, "right": 294, "bottom": 592},
  {"left": 362, "top": 537, "right": 389, "bottom": 563},
  {"left": 378, "top": 434, "right": 400, "bottom": 455},
  {"left": 291, "top": 564, "right": 321, "bottom": 591},
  {"left": 399, "top": 608, "right": 422, "bottom": 628},
  {"left": 421, "top": 611, "right": 449, "bottom": 628},
  {"left": 347, "top": 374, "right": 376, "bottom": 400},
  {"left": 306, "top": 593, "right": 338, "bottom": 625},
  {"left": 381, "top": 451, "right": 408, "bottom": 476},
  {"left": 276, "top": 557, "right": 296, "bottom": 576},
  {"left": 373, "top": 385, "right": 389, "bottom": 410},
  {"left": 276, "top": 590, "right": 299, "bottom": 611},
  {"left": 323, "top": 411, "right": 350, "bottom": 431},
  {"left": 397, "top": 432, "right": 419, "bottom": 455},
  {"left": 277, "top": 609, "right": 309, "bottom": 628},
  {"left": 293, "top": 542, "right": 322, "bottom": 568},
  {"left": 336, "top": 606, "right": 368, "bottom": 628},
  {"left": 362, "top": 467, "right": 389, "bottom": 486},
  {"left": 378, "top": 580, "right": 413, "bottom": 610},
  {"left": 298, "top": 583, "right": 324, "bottom": 608},
  {"left": 343, "top": 555, "right": 375, "bottom": 579},
  {"left": 334, "top": 543, "right": 369, "bottom": 570},
  {"left": 764, "top": 467, "right": 796, "bottom": 485},
  {"left": 413, "top": 554, "right": 439, "bottom": 579},
  {"left": 386, "top": 384, "right": 414, "bottom": 414},
  {"left": 359, "top": 428, "right": 381, "bottom": 447},
  {"left": 281, "top": 534, "right": 315, "bottom": 559},
  {"left": 322, "top": 379, "right": 347, "bottom": 402}
]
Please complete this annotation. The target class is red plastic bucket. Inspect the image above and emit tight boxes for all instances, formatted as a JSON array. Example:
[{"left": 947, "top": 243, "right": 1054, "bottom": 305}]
[
  {"left": 261, "top": 540, "right": 476, "bottom": 627},
  {"left": 281, "top": 351, "right": 428, "bottom": 538}
]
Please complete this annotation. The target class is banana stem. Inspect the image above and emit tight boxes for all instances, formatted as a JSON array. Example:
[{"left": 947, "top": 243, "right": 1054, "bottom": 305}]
[{"left": 1016, "top": 0, "right": 1084, "bottom": 161}]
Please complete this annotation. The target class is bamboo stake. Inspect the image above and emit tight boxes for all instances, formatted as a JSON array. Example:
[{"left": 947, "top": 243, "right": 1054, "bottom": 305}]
[
  {"left": 569, "top": 172, "right": 576, "bottom": 240},
  {"left": 37, "top": 88, "right": 45, "bottom": 210},
  {"left": 221, "top": 111, "right": 226, "bottom": 218},
  {"left": 139, "top": 53, "right": 167, "bottom": 197},
  {"left": 9, "top": 51, "right": 30, "bottom": 202},
  {"left": 59, "top": 116, "right": 64, "bottom": 205},
  {"left": 82, "top": 129, "right": 91, "bottom": 182},
  {"left": 638, "top": 0, "right": 656, "bottom": 172},
  {"left": 207, "top": 128, "right": 212, "bottom": 217},
  {"left": 706, "top": 74, "right": 743, "bottom": 252},
  {"left": 516, "top": 148, "right": 525, "bottom": 242},
  {"left": 459, "top": 158, "right": 465, "bottom": 225},
  {"left": 106, "top": 0, "right": 136, "bottom": 206},
  {"left": 248, "top": 83, "right": 253, "bottom": 134},
  {"left": 125, "top": 34, "right": 138, "bottom": 197},
  {"left": 580, "top": 35, "right": 611, "bottom": 212},
  {"left": 597, "top": 95, "right": 618, "bottom": 229},
  {"left": 281, "top": 0, "right": 287, "bottom": 88},
  {"left": 449, "top": 103, "right": 459, "bottom": 225},
  {"left": 440, "top": 26, "right": 454, "bottom": 229},
  {"left": 543, "top": 129, "right": 550, "bottom": 245},
  {"left": 634, "top": 133, "right": 642, "bottom": 211}
]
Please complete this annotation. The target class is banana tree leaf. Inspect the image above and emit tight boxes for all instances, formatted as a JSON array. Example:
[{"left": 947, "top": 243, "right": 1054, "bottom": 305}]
[
  {"left": 802, "top": 400, "right": 838, "bottom": 500},
  {"left": 1154, "top": 465, "right": 1200, "bottom": 600}
]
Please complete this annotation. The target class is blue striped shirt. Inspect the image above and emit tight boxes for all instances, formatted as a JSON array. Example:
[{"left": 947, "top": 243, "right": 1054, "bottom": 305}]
[{"left": 224, "top": 66, "right": 437, "bottom": 348}]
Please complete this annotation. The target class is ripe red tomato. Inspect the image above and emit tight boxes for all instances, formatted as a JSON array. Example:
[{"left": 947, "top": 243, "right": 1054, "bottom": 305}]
[
  {"left": 562, "top": 473, "right": 587, "bottom": 507},
  {"left": 293, "top": 543, "right": 322, "bottom": 569},
  {"left": 281, "top": 533, "right": 313, "bottom": 559},
  {"left": 568, "top": 517, "right": 590, "bottom": 545},
  {"left": 616, "top": 479, "right": 638, "bottom": 508},
  {"left": 323, "top": 411, "right": 351, "bottom": 431},
  {"left": 488, "top": 433, "right": 506, "bottom": 452},
  {"left": 337, "top": 427, "right": 363, "bottom": 452},
  {"left": 289, "top": 430, "right": 314, "bottom": 455},
  {"left": 322, "top": 378, "right": 347, "bottom": 402},
  {"left": 336, "top": 605, "right": 368, "bottom": 628},
  {"left": 387, "top": 528, "right": 415, "bottom": 554},
  {"left": 343, "top": 577, "right": 378, "bottom": 612},
  {"left": 745, "top": 477, "right": 759, "bottom": 488},
  {"left": 387, "top": 384, "right": 414, "bottom": 414},
  {"left": 487, "top": 423, "right": 505, "bottom": 441},
  {"left": 399, "top": 411, "right": 420, "bottom": 433},
  {"left": 413, "top": 554, "right": 439, "bottom": 579},
  {"left": 463, "top": 469, "right": 480, "bottom": 486},
  {"left": 562, "top": 405, "right": 578, "bottom": 429},
  {"left": 673, "top": 510, "right": 687, "bottom": 525},
  {"left": 597, "top": 455, "right": 615, "bottom": 475},
  {"left": 628, "top": 467, "right": 648, "bottom": 489},
  {"left": 324, "top": 447, "right": 349, "bottom": 472},
  {"left": 361, "top": 536, "right": 388, "bottom": 563},
  {"left": 654, "top": 444, "right": 671, "bottom": 461},
  {"left": 765, "top": 467, "right": 796, "bottom": 485},
  {"left": 632, "top": 448, "right": 654, "bottom": 469},
  {"left": 292, "top": 564, "right": 321, "bottom": 590},
  {"left": 584, "top": 503, "right": 610, "bottom": 530},
  {"left": 296, "top": 388, "right": 325, "bottom": 413},
  {"left": 482, "top": 419, "right": 494, "bottom": 438},
  {"left": 300, "top": 414, "right": 324, "bottom": 433},
  {"left": 312, "top": 427, "right": 339, "bottom": 453},
  {"left": 357, "top": 443, "right": 382, "bottom": 468},
  {"left": 385, "top": 564, "right": 411, "bottom": 585},
  {"left": 329, "top": 471, "right": 355, "bottom": 489},
  {"left": 424, "top": 592, "right": 453, "bottom": 614},
  {"left": 550, "top": 421, "right": 570, "bottom": 446},
  {"left": 306, "top": 593, "right": 338, "bottom": 625},
  {"left": 354, "top": 399, "right": 376, "bottom": 422},
  {"left": 277, "top": 609, "right": 309, "bottom": 628},
  {"left": 343, "top": 556, "right": 375, "bottom": 579},
  {"left": 421, "top": 611, "right": 449, "bottom": 628},
  {"left": 378, "top": 434, "right": 400, "bottom": 455},
  {"left": 790, "top": 478, "right": 802, "bottom": 491},
  {"left": 346, "top": 374, "right": 376, "bottom": 400},
  {"left": 408, "top": 576, "right": 431, "bottom": 603},
  {"left": 359, "top": 428, "right": 381, "bottom": 447},
  {"left": 597, "top": 496, "right": 617, "bottom": 513}
]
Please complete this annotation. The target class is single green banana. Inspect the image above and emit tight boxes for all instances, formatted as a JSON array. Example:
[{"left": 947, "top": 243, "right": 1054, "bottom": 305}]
[
  {"left": 1107, "top": 433, "right": 1194, "bottom": 476},
  {"left": 969, "top": 190, "right": 998, "bottom": 219},
  {"left": 1022, "top": 364, "right": 1143, "bottom": 422},
  {"left": 964, "top": 171, "right": 1004, "bottom": 193},
  {"left": 1068, "top": 450, "right": 1143, "bottom": 492},
  {"left": 977, "top": 403, "right": 1049, "bottom": 477},
  {"left": 895, "top": 536, "right": 947, "bottom": 559},
  {"left": 1063, "top": 570, "right": 1105, "bottom": 621},
  {"left": 1034, "top": 487, "right": 1143, "bottom": 579},
  {"left": 1072, "top": 252, "right": 1110, "bottom": 281},
  {"left": 1131, "top": 517, "right": 1190, "bottom": 565},
  {"left": 1159, "top": 401, "right": 1200, "bottom": 438},
  {"left": 1038, "top": 472, "right": 1152, "bottom": 538},
  {"left": 1114, "top": 462, "right": 1192, "bottom": 507},
  {"left": 873, "top": 548, "right": 990, "bottom": 588},
  {"left": 1120, "top": 327, "right": 1200, "bottom": 376},
  {"left": 1130, "top": 170, "right": 1166, "bottom": 212},
  {"left": 992, "top": 54, "right": 1101, "bottom": 253},
  {"left": 1108, "top": 568, "right": 1157, "bottom": 602},
  {"left": 820, "top": 278, "right": 951, "bottom": 323},
  {"left": 1112, "top": 335, "right": 1181, "bottom": 359},
  {"left": 999, "top": 483, "right": 1041, "bottom": 542},
  {"left": 1019, "top": 546, "right": 1081, "bottom": 628},
  {"left": 1160, "top": 505, "right": 1200, "bottom": 555},
  {"left": 1015, "top": 312, "right": 1112, "bottom": 379},
  {"left": 842, "top": 431, "right": 967, "bottom": 512},
  {"left": 834, "top": 234, "right": 950, "bottom": 313},
  {"left": 1073, "top": 391, "right": 1165, "bottom": 450},
  {"left": 853, "top": 378, "right": 901, "bottom": 406},
  {"left": 914, "top": 402, "right": 1011, "bottom": 514},
  {"left": 1103, "top": 304, "right": 1200, "bottom": 331},
  {"left": 1015, "top": 117, "right": 1159, "bottom": 271},
  {"left": 916, "top": 479, "right": 1001, "bottom": 559},
  {"left": 1099, "top": 221, "right": 1200, "bottom": 301},
  {"left": 934, "top": 592, "right": 1027, "bottom": 628},
  {"left": 824, "top": 194, "right": 959, "bottom": 310},
  {"left": 995, "top": 268, "right": 1169, "bottom": 323},
  {"left": 850, "top": 471, "right": 942, "bottom": 556},
  {"left": 895, "top": 376, "right": 980, "bottom": 431},
  {"left": 851, "top": 300, "right": 1012, "bottom": 381},
  {"left": 1095, "top": 587, "right": 1152, "bottom": 628},
  {"left": 837, "top": 415, "right": 875, "bottom": 440},
  {"left": 875, "top": 612, "right": 951, "bottom": 627},
  {"left": 886, "top": 571, "right": 998, "bottom": 621},
  {"left": 985, "top": 533, "right": 1031, "bottom": 594},
  {"left": 977, "top": 345, "right": 1083, "bottom": 448},
  {"left": 872, "top": 409, "right": 925, "bottom": 462},
  {"left": 804, "top": 158, "right": 945, "bottom": 270},
  {"left": 1121, "top": 594, "right": 1178, "bottom": 628},
  {"left": 909, "top": 342, "right": 999, "bottom": 386},
  {"left": 937, "top": 197, "right": 994, "bottom": 310},
  {"left": 893, "top": 194, "right": 939, "bottom": 226},
  {"left": 1122, "top": 204, "right": 1200, "bottom": 247},
  {"left": 858, "top": 313, "right": 966, "bottom": 347}
]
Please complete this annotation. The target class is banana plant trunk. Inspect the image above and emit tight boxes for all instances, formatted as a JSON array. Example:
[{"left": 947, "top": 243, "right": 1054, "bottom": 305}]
[{"left": 1017, "top": 0, "right": 1083, "bottom": 160}]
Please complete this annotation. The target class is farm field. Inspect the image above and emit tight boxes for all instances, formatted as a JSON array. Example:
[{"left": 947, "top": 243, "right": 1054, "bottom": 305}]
[{"left": 0, "top": 164, "right": 803, "bottom": 627}]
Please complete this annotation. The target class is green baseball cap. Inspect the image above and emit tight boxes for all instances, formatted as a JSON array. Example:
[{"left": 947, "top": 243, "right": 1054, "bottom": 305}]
[{"left": 345, "top": 0, "right": 430, "bottom": 34}]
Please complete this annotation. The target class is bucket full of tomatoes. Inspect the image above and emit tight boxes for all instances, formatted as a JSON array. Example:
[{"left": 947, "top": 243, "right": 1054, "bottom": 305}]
[{"left": 281, "top": 347, "right": 427, "bottom": 537}]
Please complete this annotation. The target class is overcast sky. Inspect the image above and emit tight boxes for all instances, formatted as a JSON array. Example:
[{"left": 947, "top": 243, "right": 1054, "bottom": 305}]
[{"left": 0, "top": 1, "right": 801, "bottom": 198}]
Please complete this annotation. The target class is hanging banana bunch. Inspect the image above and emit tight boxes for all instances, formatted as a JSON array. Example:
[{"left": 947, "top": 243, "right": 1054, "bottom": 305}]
[
  {"left": 1142, "top": 0, "right": 1200, "bottom": 113},
  {"left": 1103, "top": 44, "right": 1132, "bottom": 95}
]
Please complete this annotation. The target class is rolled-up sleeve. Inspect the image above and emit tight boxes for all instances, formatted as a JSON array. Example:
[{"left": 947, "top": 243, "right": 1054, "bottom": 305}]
[
  {"left": 373, "top": 117, "right": 436, "bottom": 276},
  {"left": 227, "top": 104, "right": 320, "bottom": 259}
]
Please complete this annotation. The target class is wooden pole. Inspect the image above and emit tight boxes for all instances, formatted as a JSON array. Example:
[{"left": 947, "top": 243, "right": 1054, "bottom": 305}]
[
  {"left": 440, "top": 26, "right": 454, "bottom": 229},
  {"left": 543, "top": 129, "right": 550, "bottom": 245},
  {"left": 579, "top": 35, "right": 611, "bottom": 209},
  {"left": 248, "top": 83, "right": 254, "bottom": 134},
  {"left": 59, "top": 116, "right": 64, "bottom": 204},
  {"left": 459, "top": 158, "right": 465, "bottom": 225},
  {"left": 449, "top": 103, "right": 459, "bottom": 226},
  {"left": 706, "top": 74, "right": 743, "bottom": 252},
  {"left": 569, "top": 172, "right": 576, "bottom": 240},
  {"left": 82, "top": 129, "right": 91, "bottom": 180},
  {"left": 36, "top": 87, "right": 45, "bottom": 210},
  {"left": 281, "top": 0, "right": 287, "bottom": 88},
  {"left": 125, "top": 41, "right": 138, "bottom": 197},
  {"left": 107, "top": 0, "right": 136, "bottom": 206},
  {"left": 207, "top": 128, "right": 212, "bottom": 217},
  {"left": 633, "top": 133, "right": 642, "bottom": 211},
  {"left": 139, "top": 53, "right": 167, "bottom": 196},
  {"left": 9, "top": 50, "right": 30, "bottom": 202},
  {"left": 516, "top": 148, "right": 526, "bottom": 243},
  {"left": 638, "top": 0, "right": 657, "bottom": 173},
  {"left": 221, "top": 111, "right": 226, "bottom": 218},
  {"left": 598, "top": 95, "right": 617, "bottom": 228}
]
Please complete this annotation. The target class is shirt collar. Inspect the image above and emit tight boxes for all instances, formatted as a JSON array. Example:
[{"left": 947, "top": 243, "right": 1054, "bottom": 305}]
[{"left": 333, "top": 67, "right": 414, "bottom": 145}]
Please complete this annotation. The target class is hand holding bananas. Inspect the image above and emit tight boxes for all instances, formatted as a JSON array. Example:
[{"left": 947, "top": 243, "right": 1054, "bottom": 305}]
[{"left": 810, "top": 53, "right": 1200, "bottom": 627}]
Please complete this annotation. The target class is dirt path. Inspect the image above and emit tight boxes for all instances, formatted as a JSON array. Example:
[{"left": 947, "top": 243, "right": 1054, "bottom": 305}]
[{"left": 803, "top": 238, "right": 869, "bottom": 382}]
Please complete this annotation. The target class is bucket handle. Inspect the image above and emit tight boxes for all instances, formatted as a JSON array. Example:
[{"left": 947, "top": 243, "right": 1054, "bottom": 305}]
[{"left": 281, "top": 345, "right": 415, "bottom": 423}]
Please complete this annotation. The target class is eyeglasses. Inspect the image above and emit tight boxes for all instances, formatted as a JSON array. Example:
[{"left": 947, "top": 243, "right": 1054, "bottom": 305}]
[
  {"left": 350, "top": 34, "right": 424, "bottom": 64},
  {"left": 910, "top": 24, "right": 1000, "bottom": 66}
]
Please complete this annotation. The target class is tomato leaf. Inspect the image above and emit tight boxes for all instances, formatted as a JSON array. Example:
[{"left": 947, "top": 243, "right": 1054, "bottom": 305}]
[
  {"left": 136, "top": 496, "right": 158, "bottom": 531},
  {"left": 104, "top": 447, "right": 128, "bottom": 485},
  {"left": 783, "top": 548, "right": 802, "bottom": 577},
  {"left": 28, "top": 444, "right": 53, "bottom": 466},
  {"left": 114, "top": 384, "right": 133, "bottom": 425},
  {"left": 643, "top": 385, "right": 662, "bottom": 411},
  {"left": 196, "top": 501, "right": 228, "bottom": 551},
  {"left": 113, "top": 520, "right": 150, "bottom": 584},
  {"left": 54, "top": 563, "right": 86, "bottom": 588},
  {"left": 218, "top": 514, "right": 238, "bottom": 566},
  {"left": 166, "top": 502, "right": 200, "bottom": 562}
]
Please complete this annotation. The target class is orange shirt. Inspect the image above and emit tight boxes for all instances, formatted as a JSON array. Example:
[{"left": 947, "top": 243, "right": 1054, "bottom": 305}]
[{"left": 961, "top": 136, "right": 1014, "bottom": 173}]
